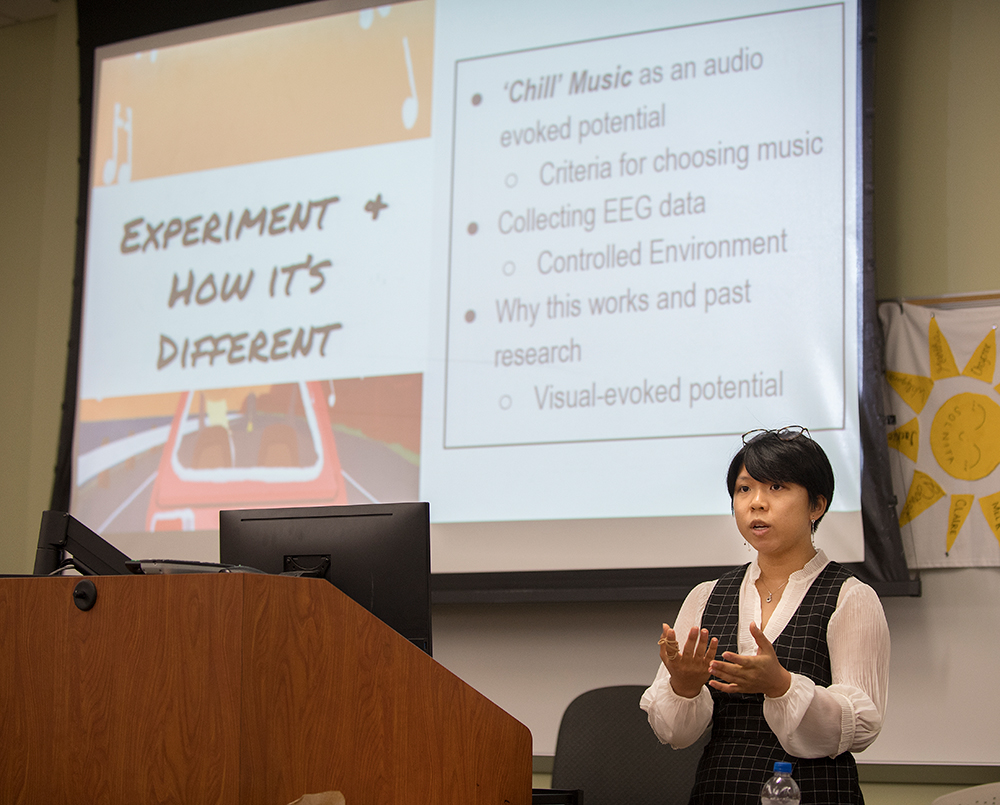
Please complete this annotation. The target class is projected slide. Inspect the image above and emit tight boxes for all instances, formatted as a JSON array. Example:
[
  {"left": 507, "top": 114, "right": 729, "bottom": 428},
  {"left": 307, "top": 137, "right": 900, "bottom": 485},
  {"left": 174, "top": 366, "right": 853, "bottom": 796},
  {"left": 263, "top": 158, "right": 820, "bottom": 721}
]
[
  {"left": 75, "top": 2, "right": 433, "bottom": 532},
  {"left": 444, "top": 6, "right": 845, "bottom": 447},
  {"left": 73, "top": 0, "right": 863, "bottom": 573}
]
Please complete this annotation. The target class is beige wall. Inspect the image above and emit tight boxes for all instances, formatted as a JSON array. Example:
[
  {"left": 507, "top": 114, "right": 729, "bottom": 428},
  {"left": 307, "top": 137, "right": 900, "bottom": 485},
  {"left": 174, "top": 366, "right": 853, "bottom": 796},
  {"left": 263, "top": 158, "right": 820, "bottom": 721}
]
[
  {"left": 874, "top": 0, "right": 1000, "bottom": 298},
  {"left": 0, "top": 2, "right": 78, "bottom": 574}
]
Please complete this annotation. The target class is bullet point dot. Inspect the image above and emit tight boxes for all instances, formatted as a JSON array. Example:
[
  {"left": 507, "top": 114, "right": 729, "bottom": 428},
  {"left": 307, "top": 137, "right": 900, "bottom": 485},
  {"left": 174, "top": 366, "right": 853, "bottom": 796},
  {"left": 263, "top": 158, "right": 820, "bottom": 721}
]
[
  {"left": 472, "top": 93, "right": 482, "bottom": 106},
  {"left": 467, "top": 222, "right": 478, "bottom": 235},
  {"left": 499, "top": 395, "right": 512, "bottom": 410},
  {"left": 465, "top": 309, "right": 476, "bottom": 323},
  {"left": 502, "top": 261, "right": 516, "bottom": 276},
  {"left": 505, "top": 173, "right": 518, "bottom": 188}
]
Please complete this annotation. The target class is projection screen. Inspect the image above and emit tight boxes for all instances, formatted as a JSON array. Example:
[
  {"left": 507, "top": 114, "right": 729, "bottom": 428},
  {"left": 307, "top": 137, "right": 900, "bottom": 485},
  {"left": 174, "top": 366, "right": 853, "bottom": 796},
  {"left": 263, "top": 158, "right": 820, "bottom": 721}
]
[{"left": 65, "top": 0, "right": 911, "bottom": 598}]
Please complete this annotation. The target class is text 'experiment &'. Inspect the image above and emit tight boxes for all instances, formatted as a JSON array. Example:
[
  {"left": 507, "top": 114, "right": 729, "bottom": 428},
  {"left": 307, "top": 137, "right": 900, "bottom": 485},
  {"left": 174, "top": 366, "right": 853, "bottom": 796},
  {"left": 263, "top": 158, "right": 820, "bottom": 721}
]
[{"left": 118, "top": 195, "right": 346, "bottom": 374}]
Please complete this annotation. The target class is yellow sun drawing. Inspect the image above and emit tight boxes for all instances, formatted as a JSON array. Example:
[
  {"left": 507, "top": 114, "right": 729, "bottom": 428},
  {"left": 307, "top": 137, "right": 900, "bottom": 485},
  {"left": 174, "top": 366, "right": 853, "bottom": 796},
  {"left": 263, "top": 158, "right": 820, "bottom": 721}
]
[{"left": 885, "top": 317, "right": 1000, "bottom": 554}]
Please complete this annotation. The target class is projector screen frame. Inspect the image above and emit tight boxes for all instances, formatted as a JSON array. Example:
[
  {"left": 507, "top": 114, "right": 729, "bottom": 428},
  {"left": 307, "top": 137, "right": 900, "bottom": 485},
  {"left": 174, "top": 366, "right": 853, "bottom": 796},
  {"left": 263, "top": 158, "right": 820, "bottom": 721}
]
[{"left": 52, "top": 0, "right": 919, "bottom": 602}]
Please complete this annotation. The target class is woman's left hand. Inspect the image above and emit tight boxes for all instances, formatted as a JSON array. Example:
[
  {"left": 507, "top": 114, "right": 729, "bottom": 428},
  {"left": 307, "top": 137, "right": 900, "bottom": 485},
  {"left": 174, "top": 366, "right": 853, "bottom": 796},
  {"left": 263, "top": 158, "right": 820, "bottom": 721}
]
[{"left": 707, "top": 621, "right": 792, "bottom": 698}]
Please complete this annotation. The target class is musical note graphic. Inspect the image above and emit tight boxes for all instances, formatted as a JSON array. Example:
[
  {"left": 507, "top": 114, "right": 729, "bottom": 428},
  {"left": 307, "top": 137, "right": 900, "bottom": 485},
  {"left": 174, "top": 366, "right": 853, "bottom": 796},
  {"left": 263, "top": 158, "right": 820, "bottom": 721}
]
[
  {"left": 401, "top": 37, "right": 418, "bottom": 130},
  {"left": 358, "top": 5, "right": 391, "bottom": 30},
  {"left": 102, "top": 102, "right": 133, "bottom": 185}
]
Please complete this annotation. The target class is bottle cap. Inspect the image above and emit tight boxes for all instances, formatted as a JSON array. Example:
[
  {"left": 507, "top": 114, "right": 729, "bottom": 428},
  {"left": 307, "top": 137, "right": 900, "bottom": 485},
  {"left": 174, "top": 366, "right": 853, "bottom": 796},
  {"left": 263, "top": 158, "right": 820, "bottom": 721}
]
[{"left": 774, "top": 761, "right": 793, "bottom": 774}]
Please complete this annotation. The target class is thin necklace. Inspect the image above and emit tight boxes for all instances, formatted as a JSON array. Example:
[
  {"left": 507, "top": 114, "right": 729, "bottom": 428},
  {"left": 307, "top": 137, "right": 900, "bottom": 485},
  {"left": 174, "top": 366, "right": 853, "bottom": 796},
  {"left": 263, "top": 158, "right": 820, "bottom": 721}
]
[{"left": 761, "top": 578, "right": 788, "bottom": 604}]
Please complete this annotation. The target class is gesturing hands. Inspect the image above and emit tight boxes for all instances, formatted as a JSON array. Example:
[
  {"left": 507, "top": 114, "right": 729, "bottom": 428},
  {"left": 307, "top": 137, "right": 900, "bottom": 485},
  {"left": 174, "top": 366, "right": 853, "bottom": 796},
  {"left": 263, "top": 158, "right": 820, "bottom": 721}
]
[
  {"left": 708, "top": 621, "right": 792, "bottom": 699},
  {"left": 659, "top": 623, "right": 718, "bottom": 699}
]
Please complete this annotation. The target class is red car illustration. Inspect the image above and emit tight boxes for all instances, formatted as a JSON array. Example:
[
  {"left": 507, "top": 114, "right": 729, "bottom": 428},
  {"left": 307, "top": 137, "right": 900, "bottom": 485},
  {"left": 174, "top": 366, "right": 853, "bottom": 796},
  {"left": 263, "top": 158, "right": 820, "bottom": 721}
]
[{"left": 145, "top": 380, "right": 347, "bottom": 531}]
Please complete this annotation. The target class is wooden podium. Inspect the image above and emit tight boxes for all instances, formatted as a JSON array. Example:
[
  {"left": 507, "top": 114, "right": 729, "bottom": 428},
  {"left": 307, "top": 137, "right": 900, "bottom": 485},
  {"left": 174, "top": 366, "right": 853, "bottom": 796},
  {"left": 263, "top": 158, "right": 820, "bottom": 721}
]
[{"left": 0, "top": 574, "right": 532, "bottom": 804}]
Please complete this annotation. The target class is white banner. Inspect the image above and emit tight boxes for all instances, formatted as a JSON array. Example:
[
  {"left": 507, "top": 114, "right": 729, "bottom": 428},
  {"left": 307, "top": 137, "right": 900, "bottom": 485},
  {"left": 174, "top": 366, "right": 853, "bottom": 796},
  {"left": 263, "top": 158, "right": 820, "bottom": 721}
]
[{"left": 879, "top": 300, "right": 1000, "bottom": 568}]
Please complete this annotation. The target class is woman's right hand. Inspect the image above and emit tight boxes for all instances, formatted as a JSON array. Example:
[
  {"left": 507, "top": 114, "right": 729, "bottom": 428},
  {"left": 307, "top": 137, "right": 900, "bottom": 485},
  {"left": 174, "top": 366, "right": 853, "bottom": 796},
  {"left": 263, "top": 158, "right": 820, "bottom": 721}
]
[{"left": 659, "top": 623, "right": 718, "bottom": 699}]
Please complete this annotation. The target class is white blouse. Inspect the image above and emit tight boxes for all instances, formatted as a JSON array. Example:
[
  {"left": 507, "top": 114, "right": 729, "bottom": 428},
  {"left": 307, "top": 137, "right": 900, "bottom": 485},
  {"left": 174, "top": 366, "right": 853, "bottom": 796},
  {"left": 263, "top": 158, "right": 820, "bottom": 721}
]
[{"left": 639, "top": 550, "right": 890, "bottom": 759}]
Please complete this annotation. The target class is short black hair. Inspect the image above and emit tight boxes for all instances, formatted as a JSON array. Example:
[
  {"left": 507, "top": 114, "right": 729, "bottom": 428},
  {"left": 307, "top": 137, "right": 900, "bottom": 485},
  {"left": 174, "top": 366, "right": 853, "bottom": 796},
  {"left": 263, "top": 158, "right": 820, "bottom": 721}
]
[{"left": 726, "top": 429, "right": 835, "bottom": 532}]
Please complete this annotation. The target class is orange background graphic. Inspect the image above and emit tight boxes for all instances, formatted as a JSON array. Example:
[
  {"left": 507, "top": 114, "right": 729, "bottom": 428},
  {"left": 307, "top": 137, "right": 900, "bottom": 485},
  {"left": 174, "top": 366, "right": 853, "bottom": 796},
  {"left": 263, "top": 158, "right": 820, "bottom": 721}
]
[{"left": 93, "top": 0, "right": 434, "bottom": 184}]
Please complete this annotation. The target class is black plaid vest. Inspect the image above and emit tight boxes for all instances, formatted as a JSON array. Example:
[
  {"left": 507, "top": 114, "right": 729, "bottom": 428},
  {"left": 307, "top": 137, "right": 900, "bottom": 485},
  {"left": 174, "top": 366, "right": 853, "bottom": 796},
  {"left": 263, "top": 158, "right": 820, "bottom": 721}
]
[{"left": 689, "top": 561, "right": 863, "bottom": 805}]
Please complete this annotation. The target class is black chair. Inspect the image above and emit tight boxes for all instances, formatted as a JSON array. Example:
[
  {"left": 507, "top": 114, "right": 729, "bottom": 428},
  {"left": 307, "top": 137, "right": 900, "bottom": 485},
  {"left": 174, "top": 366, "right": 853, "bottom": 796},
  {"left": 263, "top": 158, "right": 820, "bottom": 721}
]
[{"left": 547, "top": 685, "right": 710, "bottom": 805}]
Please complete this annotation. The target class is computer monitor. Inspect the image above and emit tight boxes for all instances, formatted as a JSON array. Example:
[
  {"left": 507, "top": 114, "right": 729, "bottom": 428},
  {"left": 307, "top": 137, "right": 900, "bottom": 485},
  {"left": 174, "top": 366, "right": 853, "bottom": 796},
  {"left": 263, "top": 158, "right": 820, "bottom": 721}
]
[
  {"left": 219, "top": 502, "right": 432, "bottom": 655},
  {"left": 33, "top": 510, "right": 132, "bottom": 576}
]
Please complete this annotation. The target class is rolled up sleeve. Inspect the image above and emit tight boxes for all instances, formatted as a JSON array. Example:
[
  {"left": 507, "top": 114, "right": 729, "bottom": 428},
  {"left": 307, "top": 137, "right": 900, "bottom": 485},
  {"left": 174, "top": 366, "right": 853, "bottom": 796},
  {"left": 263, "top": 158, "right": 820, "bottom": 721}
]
[
  {"left": 639, "top": 580, "right": 716, "bottom": 749},
  {"left": 762, "top": 579, "right": 890, "bottom": 758}
]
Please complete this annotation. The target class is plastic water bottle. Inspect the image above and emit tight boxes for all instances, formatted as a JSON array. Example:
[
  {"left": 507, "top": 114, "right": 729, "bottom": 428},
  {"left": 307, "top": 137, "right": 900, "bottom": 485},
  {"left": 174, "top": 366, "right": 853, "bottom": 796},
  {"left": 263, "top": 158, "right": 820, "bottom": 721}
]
[{"left": 761, "top": 761, "right": 800, "bottom": 805}]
